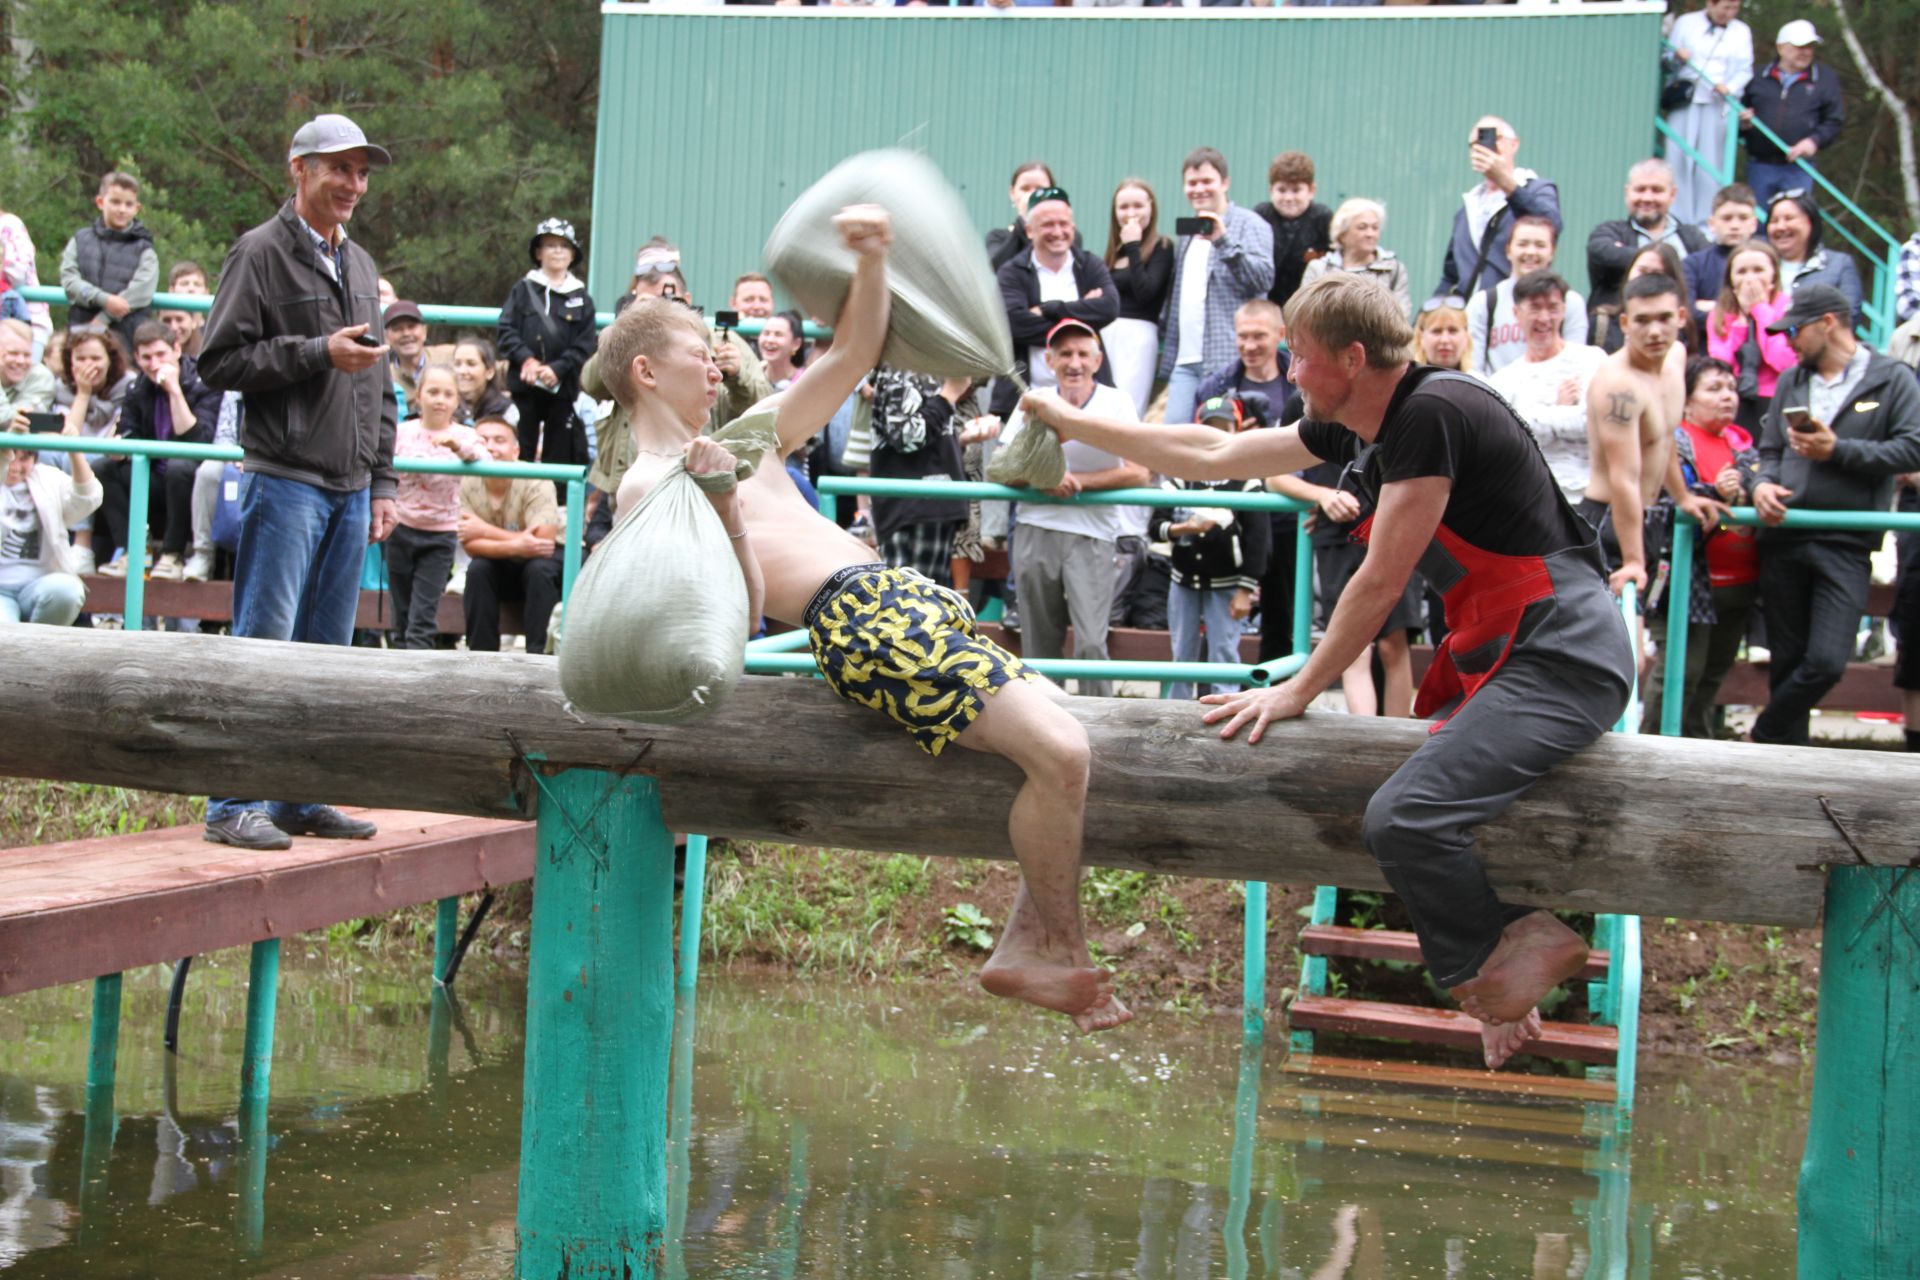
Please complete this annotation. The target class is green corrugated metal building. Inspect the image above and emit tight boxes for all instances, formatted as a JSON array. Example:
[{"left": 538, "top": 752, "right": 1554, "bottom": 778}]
[{"left": 591, "top": 2, "right": 1665, "bottom": 316}]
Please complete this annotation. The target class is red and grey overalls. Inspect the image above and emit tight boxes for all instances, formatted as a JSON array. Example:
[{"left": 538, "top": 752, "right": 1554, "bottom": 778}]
[{"left": 1347, "top": 372, "right": 1633, "bottom": 987}]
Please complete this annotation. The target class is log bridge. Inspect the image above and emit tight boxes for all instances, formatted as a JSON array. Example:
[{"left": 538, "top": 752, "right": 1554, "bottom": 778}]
[{"left": 2, "top": 627, "right": 1916, "bottom": 1278}]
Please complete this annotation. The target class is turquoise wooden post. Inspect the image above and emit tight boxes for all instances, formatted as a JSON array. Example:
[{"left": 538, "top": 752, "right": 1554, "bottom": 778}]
[
  {"left": 1290, "top": 514, "right": 1313, "bottom": 658},
  {"left": 1289, "top": 884, "right": 1340, "bottom": 1055},
  {"left": 124, "top": 455, "right": 150, "bottom": 630},
  {"left": 433, "top": 896, "right": 461, "bottom": 984},
  {"left": 666, "top": 991, "right": 698, "bottom": 1280},
  {"left": 1798, "top": 866, "right": 1920, "bottom": 1276},
  {"left": 517, "top": 768, "right": 675, "bottom": 1280},
  {"left": 1242, "top": 882, "right": 1267, "bottom": 1040},
  {"left": 78, "top": 973, "right": 122, "bottom": 1238},
  {"left": 1659, "top": 520, "right": 1694, "bottom": 738},
  {"left": 678, "top": 835, "right": 709, "bottom": 991}
]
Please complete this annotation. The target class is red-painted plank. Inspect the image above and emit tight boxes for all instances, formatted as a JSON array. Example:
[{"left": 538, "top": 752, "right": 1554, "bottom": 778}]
[
  {"left": 1282, "top": 1053, "right": 1615, "bottom": 1103},
  {"left": 1298, "top": 925, "right": 1612, "bottom": 981},
  {"left": 1287, "top": 996, "right": 1618, "bottom": 1066},
  {"left": 0, "top": 809, "right": 534, "bottom": 995}
]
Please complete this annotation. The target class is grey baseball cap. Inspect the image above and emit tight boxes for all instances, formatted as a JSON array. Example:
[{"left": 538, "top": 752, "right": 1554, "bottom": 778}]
[{"left": 288, "top": 114, "right": 392, "bottom": 167}]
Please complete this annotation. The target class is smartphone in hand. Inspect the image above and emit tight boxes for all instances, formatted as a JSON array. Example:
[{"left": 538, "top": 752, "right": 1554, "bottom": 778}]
[
  {"left": 1175, "top": 216, "right": 1210, "bottom": 237},
  {"left": 352, "top": 331, "right": 384, "bottom": 348},
  {"left": 714, "top": 309, "right": 739, "bottom": 333},
  {"left": 1784, "top": 406, "right": 1815, "bottom": 433},
  {"left": 1476, "top": 126, "right": 1498, "bottom": 150}
]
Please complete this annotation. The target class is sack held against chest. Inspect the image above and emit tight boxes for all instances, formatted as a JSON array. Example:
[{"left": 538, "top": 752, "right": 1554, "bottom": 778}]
[{"left": 557, "top": 404, "right": 782, "bottom": 723}]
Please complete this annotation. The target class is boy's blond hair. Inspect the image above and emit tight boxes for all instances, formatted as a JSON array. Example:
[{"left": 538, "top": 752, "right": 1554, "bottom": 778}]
[
  {"left": 98, "top": 171, "right": 140, "bottom": 197},
  {"left": 595, "top": 297, "right": 708, "bottom": 410}
]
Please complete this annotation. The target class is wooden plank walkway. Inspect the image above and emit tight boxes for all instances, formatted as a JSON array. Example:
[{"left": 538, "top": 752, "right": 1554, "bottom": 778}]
[{"left": 0, "top": 809, "right": 534, "bottom": 996}]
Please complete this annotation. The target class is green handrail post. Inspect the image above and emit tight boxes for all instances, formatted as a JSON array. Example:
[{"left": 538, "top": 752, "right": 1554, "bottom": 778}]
[
  {"left": 1610, "top": 913, "right": 1641, "bottom": 1119},
  {"left": 677, "top": 834, "right": 710, "bottom": 992},
  {"left": 517, "top": 767, "right": 675, "bottom": 1280},
  {"left": 1659, "top": 518, "right": 1695, "bottom": 738},
  {"left": 666, "top": 991, "right": 698, "bottom": 1280},
  {"left": 1290, "top": 515, "right": 1313, "bottom": 658},
  {"left": 433, "top": 895, "right": 461, "bottom": 985},
  {"left": 1798, "top": 864, "right": 1920, "bottom": 1276},
  {"left": 1722, "top": 95, "right": 1739, "bottom": 187},
  {"left": 563, "top": 479, "right": 586, "bottom": 606},
  {"left": 124, "top": 454, "right": 150, "bottom": 629},
  {"left": 78, "top": 972, "right": 122, "bottom": 1238},
  {"left": 1289, "top": 884, "right": 1340, "bottom": 1056},
  {"left": 1242, "top": 881, "right": 1267, "bottom": 1041}
]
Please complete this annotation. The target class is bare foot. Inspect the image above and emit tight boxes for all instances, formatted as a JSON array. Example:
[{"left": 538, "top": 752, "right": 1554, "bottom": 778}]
[
  {"left": 1480, "top": 1007, "right": 1543, "bottom": 1069},
  {"left": 1450, "top": 912, "right": 1588, "bottom": 1025},
  {"left": 1073, "top": 990, "right": 1135, "bottom": 1034},
  {"left": 980, "top": 955, "right": 1108, "bottom": 1017}
]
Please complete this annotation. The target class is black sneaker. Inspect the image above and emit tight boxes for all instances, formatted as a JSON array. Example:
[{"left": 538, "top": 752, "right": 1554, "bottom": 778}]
[
  {"left": 275, "top": 805, "right": 378, "bottom": 840},
  {"left": 204, "top": 810, "right": 293, "bottom": 851}
]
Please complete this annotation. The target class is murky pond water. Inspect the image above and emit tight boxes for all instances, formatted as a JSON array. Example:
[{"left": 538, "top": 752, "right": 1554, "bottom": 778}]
[{"left": 0, "top": 945, "right": 1803, "bottom": 1277}]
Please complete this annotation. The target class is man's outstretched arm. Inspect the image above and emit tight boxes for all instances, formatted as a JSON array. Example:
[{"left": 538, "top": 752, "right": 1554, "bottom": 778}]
[
  {"left": 772, "top": 205, "right": 893, "bottom": 455},
  {"left": 1022, "top": 391, "right": 1317, "bottom": 483}
]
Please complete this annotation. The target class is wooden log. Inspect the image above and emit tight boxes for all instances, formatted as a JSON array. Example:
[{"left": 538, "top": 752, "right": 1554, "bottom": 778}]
[{"left": 3, "top": 627, "right": 1917, "bottom": 927}]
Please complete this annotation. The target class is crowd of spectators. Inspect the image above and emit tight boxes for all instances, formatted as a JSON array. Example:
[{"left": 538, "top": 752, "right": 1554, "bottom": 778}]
[{"left": 3, "top": 0, "right": 1919, "bottom": 773}]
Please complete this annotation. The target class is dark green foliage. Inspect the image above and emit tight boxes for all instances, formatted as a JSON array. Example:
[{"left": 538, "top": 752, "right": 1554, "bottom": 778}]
[{"left": 0, "top": 0, "right": 599, "bottom": 311}]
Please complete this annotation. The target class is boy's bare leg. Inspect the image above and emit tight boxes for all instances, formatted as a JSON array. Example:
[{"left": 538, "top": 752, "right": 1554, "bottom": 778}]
[{"left": 954, "top": 678, "right": 1132, "bottom": 1033}]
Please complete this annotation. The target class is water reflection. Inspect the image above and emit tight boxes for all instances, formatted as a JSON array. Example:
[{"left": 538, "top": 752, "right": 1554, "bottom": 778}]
[{"left": 0, "top": 952, "right": 1805, "bottom": 1277}]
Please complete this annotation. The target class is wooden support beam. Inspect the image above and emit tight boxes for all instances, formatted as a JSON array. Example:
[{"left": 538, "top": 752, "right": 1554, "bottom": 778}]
[{"left": 3, "top": 628, "right": 1918, "bottom": 927}]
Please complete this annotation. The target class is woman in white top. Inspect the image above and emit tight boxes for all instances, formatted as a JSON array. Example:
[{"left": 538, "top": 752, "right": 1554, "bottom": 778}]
[
  {"left": 1, "top": 422, "right": 99, "bottom": 625},
  {"left": 1664, "top": 0, "right": 1754, "bottom": 225},
  {"left": 1300, "top": 198, "right": 1411, "bottom": 321},
  {"left": 756, "top": 310, "right": 808, "bottom": 391}
]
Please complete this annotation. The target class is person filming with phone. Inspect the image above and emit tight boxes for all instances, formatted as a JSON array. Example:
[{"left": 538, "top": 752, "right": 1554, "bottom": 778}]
[
  {"left": 1748, "top": 283, "right": 1920, "bottom": 745},
  {"left": 1157, "top": 147, "right": 1274, "bottom": 426},
  {"left": 1433, "top": 117, "right": 1562, "bottom": 305},
  {"left": 195, "top": 112, "right": 400, "bottom": 852}
]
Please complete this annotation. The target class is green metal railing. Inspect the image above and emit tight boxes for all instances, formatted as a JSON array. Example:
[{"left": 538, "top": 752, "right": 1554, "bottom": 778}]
[
  {"left": 8, "top": 434, "right": 588, "bottom": 630},
  {"left": 1654, "top": 50, "right": 1904, "bottom": 347},
  {"left": 1655, "top": 505, "right": 1920, "bottom": 738},
  {"left": 17, "top": 284, "right": 822, "bottom": 339}
]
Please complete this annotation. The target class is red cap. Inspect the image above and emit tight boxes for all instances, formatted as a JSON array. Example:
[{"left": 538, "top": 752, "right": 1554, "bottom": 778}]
[{"left": 1044, "top": 317, "right": 1099, "bottom": 346}]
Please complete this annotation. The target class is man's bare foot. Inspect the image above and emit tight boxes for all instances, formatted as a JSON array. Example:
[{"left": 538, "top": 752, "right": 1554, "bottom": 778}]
[
  {"left": 981, "top": 954, "right": 1109, "bottom": 1016},
  {"left": 1450, "top": 912, "right": 1588, "bottom": 1025},
  {"left": 1480, "top": 1007, "right": 1543, "bottom": 1069},
  {"left": 1073, "top": 991, "right": 1135, "bottom": 1034}
]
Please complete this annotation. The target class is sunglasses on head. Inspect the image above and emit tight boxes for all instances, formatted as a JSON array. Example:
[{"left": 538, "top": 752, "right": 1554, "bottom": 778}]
[
  {"left": 633, "top": 258, "right": 681, "bottom": 279},
  {"left": 1421, "top": 295, "right": 1467, "bottom": 314}
]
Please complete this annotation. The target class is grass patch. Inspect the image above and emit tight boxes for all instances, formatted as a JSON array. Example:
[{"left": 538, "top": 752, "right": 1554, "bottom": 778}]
[
  {"left": 702, "top": 841, "right": 940, "bottom": 978},
  {"left": 0, "top": 779, "right": 204, "bottom": 848}
]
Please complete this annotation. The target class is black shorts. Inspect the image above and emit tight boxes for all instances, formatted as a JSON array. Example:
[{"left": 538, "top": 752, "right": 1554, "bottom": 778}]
[
  {"left": 805, "top": 563, "right": 1035, "bottom": 756},
  {"left": 1314, "top": 540, "right": 1425, "bottom": 636}
]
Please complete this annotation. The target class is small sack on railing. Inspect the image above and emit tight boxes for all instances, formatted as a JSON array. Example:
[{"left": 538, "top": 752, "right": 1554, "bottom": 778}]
[
  {"left": 557, "top": 404, "right": 782, "bottom": 723},
  {"left": 985, "top": 400, "right": 1067, "bottom": 491},
  {"left": 764, "top": 149, "right": 1014, "bottom": 380}
]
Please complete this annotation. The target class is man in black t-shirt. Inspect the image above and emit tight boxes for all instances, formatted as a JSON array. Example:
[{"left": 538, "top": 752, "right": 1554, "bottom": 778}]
[{"left": 1021, "top": 273, "right": 1634, "bottom": 1070}]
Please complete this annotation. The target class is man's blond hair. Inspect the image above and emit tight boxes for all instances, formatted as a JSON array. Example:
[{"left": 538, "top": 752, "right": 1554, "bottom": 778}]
[
  {"left": 595, "top": 297, "right": 709, "bottom": 410},
  {"left": 1284, "top": 274, "right": 1414, "bottom": 370},
  {"left": 0, "top": 318, "right": 31, "bottom": 345}
]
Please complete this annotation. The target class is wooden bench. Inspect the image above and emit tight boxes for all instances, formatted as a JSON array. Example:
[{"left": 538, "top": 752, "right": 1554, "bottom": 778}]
[
  {"left": 76, "top": 576, "right": 525, "bottom": 638},
  {"left": 0, "top": 808, "right": 534, "bottom": 996}
]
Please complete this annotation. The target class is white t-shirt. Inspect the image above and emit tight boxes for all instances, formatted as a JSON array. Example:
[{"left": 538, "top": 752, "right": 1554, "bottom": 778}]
[
  {"left": 1468, "top": 279, "right": 1591, "bottom": 374},
  {"left": 1488, "top": 343, "right": 1608, "bottom": 497},
  {"left": 0, "top": 482, "right": 41, "bottom": 592},
  {"left": 1027, "top": 256, "right": 1080, "bottom": 391},
  {"left": 1173, "top": 236, "right": 1213, "bottom": 368},
  {"left": 999, "top": 382, "right": 1140, "bottom": 543}
]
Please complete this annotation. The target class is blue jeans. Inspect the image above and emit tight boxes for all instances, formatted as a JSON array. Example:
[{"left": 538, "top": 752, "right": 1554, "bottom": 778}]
[
  {"left": 1167, "top": 581, "right": 1244, "bottom": 701},
  {"left": 1746, "top": 160, "right": 1806, "bottom": 210},
  {"left": 208, "top": 472, "right": 370, "bottom": 825},
  {"left": 1163, "top": 363, "right": 1205, "bottom": 427},
  {"left": 0, "top": 572, "right": 86, "bottom": 625}
]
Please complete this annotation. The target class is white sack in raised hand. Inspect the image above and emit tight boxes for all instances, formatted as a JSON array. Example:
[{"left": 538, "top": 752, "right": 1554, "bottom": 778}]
[
  {"left": 558, "top": 404, "right": 783, "bottom": 723},
  {"left": 764, "top": 149, "right": 1014, "bottom": 381}
]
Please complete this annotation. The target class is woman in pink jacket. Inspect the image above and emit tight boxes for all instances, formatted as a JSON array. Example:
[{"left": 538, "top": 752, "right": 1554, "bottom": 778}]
[{"left": 1705, "top": 240, "right": 1796, "bottom": 433}]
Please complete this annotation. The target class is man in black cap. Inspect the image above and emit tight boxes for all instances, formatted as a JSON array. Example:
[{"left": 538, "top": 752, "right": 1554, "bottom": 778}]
[
  {"left": 198, "top": 112, "right": 398, "bottom": 851},
  {"left": 499, "top": 217, "right": 596, "bottom": 484},
  {"left": 1748, "top": 283, "right": 1920, "bottom": 744},
  {"left": 381, "top": 298, "right": 430, "bottom": 415}
]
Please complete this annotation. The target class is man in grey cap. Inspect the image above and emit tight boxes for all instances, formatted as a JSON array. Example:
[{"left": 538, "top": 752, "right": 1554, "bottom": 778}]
[
  {"left": 197, "top": 112, "right": 399, "bottom": 851},
  {"left": 1748, "top": 283, "right": 1920, "bottom": 744}
]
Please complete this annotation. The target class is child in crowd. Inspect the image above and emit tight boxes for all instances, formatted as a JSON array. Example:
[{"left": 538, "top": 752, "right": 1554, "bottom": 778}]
[
  {"left": 1683, "top": 184, "right": 1759, "bottom": 319},
  {"left": 498, "top": 218, "right": 596, "bottom": 484},
  {"left": 59, "top": 173, "right": 158, "bottom": 352},
  {"left": 389, "top": 363, "right": 485, "bottom": 649},
  {"left": 159, "top": 260, "right": 209, "bottom": 357},
  {"left": 1253, "top": 151, "right": 1332, "bottom": 311},
  {"left": 1153, "top": 392, "right": 1274, "bottom": 701}
]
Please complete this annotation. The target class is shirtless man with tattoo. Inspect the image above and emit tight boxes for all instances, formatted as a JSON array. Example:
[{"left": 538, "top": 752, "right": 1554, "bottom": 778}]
[{"left": 1579, "top": 273, "right": 1722, "bottom": 595}]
